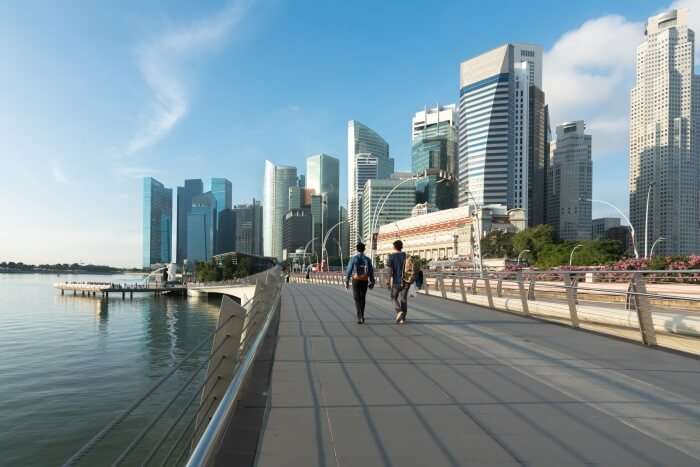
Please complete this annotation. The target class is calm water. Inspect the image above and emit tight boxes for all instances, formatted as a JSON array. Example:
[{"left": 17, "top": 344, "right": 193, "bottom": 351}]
[{"left": 0, "top": 274, "right": 220, "bottom": 467}]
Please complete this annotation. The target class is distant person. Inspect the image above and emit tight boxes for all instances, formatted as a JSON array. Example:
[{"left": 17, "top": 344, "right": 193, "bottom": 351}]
[
  {"left": 345, "top": 242, "right": 375, "bottom": 324},
  {"left": 386, "top": 240, "right": 415, "bottom": 324},
  {"left": 410, "top": 268, "right": 424, "bottom": 297}
]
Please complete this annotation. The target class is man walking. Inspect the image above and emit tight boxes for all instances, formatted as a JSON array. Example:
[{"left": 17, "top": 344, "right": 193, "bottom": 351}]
[
  {"left": 345, "top": 242, "right": 375, "bottom": 324},
  {"left": 387, "top": 240, "right": 414, "bottom": 324}
]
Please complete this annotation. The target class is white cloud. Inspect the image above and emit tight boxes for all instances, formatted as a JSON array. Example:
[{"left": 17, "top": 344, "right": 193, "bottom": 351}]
[
  {"left": 126, "top": 1, "right": 249, "bottom": 155},
  {"left": 51, "top": 160, "right": 68, "bottom": 184}
]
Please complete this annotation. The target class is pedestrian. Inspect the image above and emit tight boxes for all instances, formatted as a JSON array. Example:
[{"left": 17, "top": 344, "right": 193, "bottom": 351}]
[
  {"left": 386, "top": 240, "right": 415, "bottom": 324},
  {"left": 414, "top": 268, "right": 424, "bottom": 295},
  {"left": 345, "top": 242, "right": 375, "bottom": 324}
]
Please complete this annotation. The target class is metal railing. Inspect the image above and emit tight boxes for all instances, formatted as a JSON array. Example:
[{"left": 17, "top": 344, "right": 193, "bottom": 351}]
[
  {"left": 290, "top": 269, "right": 700, "bottom": 355},
  {"left": 62, "top": 267, "right": 284, "bottom": 467}
]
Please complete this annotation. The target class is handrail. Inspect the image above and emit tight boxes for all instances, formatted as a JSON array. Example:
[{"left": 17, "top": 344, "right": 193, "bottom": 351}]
[{"left": 185, "top": 286, "right": 282, "bottom": 467}]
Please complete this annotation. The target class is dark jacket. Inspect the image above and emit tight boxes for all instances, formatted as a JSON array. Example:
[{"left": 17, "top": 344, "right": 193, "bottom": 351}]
[{"left": 387, "top": 252, "right": 406, "bottom": 286}]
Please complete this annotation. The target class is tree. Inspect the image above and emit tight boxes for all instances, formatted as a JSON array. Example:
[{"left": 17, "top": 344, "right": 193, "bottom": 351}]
[
  {"left": 236, "top": 256, "right": 252, "bottom": 278},
  {"left": 481, "top": 231, "right": 515, "bottom": 258},
  {"left": 512, "top": 225, "right": 555, "bottom": 263},
  {"left": 222, "top": 256, "right": 236, "bottom": 280}
]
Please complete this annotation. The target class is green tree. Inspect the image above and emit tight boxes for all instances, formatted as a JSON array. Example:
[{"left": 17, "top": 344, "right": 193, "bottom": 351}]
[
  {"left": 236, "top": 256, "right": 252, "bottom": 278},
  {"left": 512, "top": 225, "right": 555, "bottom": 263},
  {"left": 222, "top": 256, "right": 236, "bottom": 280},
  {"left": 480, "top": 231, "right": 515, "bottom": 258}
]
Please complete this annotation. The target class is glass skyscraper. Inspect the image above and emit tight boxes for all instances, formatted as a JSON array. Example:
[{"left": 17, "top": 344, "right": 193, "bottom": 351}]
[
  {"left": 347, "top": 120, "right": 394, "bottom": 249},
  {"left": 263, "top": 161, "right": 298, "bottom": 260},
  {"left": 306, "top": 153, "right": 340, "bottom": 257},
  {"left": 211, "top": 178, "right": 233, "bottom": 254},
  {"left": 233, "top": 199, "right": 263, "bottom": 256},
  {"left": 176, "top": 179, "right": 203, "bottom": 264},
  {"left": 142, "top": 177, "right": 173, "bottom": 268},
  {"left": 187, "top": 192, "right": 217, "bottom": 264}
]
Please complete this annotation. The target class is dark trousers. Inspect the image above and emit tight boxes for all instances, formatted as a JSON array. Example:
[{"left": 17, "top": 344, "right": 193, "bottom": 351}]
[
  {"left": 391, "top": 285, "right": 409, "bottom": 316},
  {"left": 352, "top": 279, "right": 369, "bottom": 319}
]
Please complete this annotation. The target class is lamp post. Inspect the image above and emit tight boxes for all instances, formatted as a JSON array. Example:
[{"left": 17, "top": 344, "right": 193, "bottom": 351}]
[
  {"left": 368, "top": 176, "right": 419, "bottom": 262},
  {"left": 463, "top": 190, "right": 484, "bottom": 274},
  {"left": 569, "top": 244, "right": 583, "bottom": 266},
  {"left": 302, "top": 238, "right": 316, "bottom": 272},
  {"left": 649, "top": 236, "right": 665, "bottom": 258},
  {"left": 517, "top": 249, "right": 531, "bottom": 265},
  {"left": 644, "top": 182, "right": 655, "bottom": 259},
  {"left": 321, "top": 220, "right": 346, "bottom": 272},
  {"left": 586, "top": 198, "right": 639, "bottom": 259}
]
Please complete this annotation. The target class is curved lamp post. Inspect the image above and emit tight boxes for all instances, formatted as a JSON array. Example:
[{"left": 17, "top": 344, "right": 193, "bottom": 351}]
[
  {"left": 569, "top": 244, "right": 583, "bottom": 266},
  {"left": 302, "top": 237, "right": 316, "bottom": 272},
  {"left": 368, "top": 176, "right": 420, "bottom": 261},
  {"left": 649, "top": 236, "right": 665, "bottom": 258},
  {"left": 585, "top": 198, "right": 639, "bottom": 259},
  {"left": 321, "top": 220, "right": 346, "bottom": 271},
  {"left": 517, "top": 249, "right": 531, "bottom": 265}
]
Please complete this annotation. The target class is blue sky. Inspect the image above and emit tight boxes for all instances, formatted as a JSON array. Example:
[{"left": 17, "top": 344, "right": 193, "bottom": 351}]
[{"left": 0, "top": 0, "right": 696, "bottom": 267}]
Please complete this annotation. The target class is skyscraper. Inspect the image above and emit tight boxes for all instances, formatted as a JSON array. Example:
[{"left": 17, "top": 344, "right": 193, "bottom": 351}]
[
  {"left": 176, "top": 179, "right": 203, "bottom": 264},
  {"left": 187, "top": 192, "right": 217, "bottom": 264},
  {"left": 306, "top": 153, "right": 340, "bottom": 257},
  {"left": 458, "top": 43, "right": 546, "bottom": 225},
  {"left": 233, "top": 199, "right": 263, "bottom": 256},
  {"left": 211, "top": 178, "right": 233, "bottom": 254},
  {"left": 412, "top": 104, "right": 459, "bottom": 211},
  {"left": 143, "top": 177, "right": 173, "bottom": 268},
  {"left": 347, "top": 120, "right": 394, "bottom": 249},
  {"left": 629, "top": 9, "right": 700, "bottom": 256},
  {"left": 547, "top": 121, "right": 592, "bottom": 241},
  {"left": 263, "top": 161, "right": 298, "bottom": 259}
]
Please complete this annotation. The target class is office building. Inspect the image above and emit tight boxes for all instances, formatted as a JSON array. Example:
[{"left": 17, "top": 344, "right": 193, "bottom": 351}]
[
  {"left": 458, "top": 43, "right": 547, "bottom": 225},
  {"left": 592, "top": 218, "right": 621, "bottom": 240},
  {"left": 176, "top": 179, "right": 203, "bottom": 264},
  {"left": 142, "top": 177, "right": 173, "bottom": 268},
  {"left": 339, "top": 206, "right": 349, "bottom": 258},
  {"left": 412, "top": 104, "right": 459, "bottom": 210},
  {"left": 233, "top": 200, "right": 263, "bottom": 256},
  {"left": 217, "top": 209, "right": 236, "bottom": 254},
  {"left": 211, "top": 178, "right": 233, "bottom": 254},
  {"left": 307, "top": 153, "right": 340, "bottom": 257},
  {"left": 310, "top": 194, "right": 325, "bottom": 255},
  {"left": 629, "top": 9, "right": 700, "bottom": 256},
  {"left": 361, "top": 178, "right": 415, "bottom": 245},
  {"left": 263, "top": 161, "right": 298, "bottom": 259},
  {"left": 187, "top": 192, "right": 217, "bottom": 264},
  {"left": 347, "top": 120, "right": 394, "bottom": 249},
  {"left": 607, "top": 226, "right": 631, "bottom": 253},
  {"left": 282, "top": 208, "right": 313, "bottom": 258},
  {"left": 547, "top": 121, "right": 592, "bottom": 241}
]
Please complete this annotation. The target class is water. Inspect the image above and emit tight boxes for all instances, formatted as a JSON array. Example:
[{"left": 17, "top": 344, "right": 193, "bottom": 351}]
[{"left": 0, "top": 274, "right": 221, "bottom": 466}]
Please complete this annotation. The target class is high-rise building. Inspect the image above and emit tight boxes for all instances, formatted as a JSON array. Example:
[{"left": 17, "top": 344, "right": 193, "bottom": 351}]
[
  {"left": 233, "top": 199, "right": 263, "bottom": 256},
  {"left": 186, "top": 192, "right": 217, "bottom": 264},
  {"left": 339, "top": 206, "right": 349, "bottom": 259},
  {"left": 307, "top": 154, "right": 340, "bottom": 257},
  {"left": 629, "top": 9, "right": 700, "bottom": 256},
  {"left": 176, "top": 179, "right": 203, "bottom": 264},
  {"left": 347, "top": 120, "right": 394, "bottom": 249},
  {"left": 211, "top": 178, "right": 233, "bottom": 254},
  {"left": 412, "top": 105, "right": 459, "bottom": 211},
  {"left": 217, "top": 209, "right": 236, "bottom": 254},
  {"left": 282, "top": 208, "right": 313, "bottom": 258},
  {"left": 143, "top": 177, "right": 173, "bottom": 268},
  {"left": 361, "top": 178, "right": 416, "bottom": 246},
  {"left": 547, "top": 121, "right": 592, "bottom": 241},
  {"left": 592, "top": 217, "right": 621, "bottom": 240},
  {"left": 458, "top": 43, "right": 547, "bottom": 225},
  {"left": 263, "top": 161, "right": 298, "bottom": 259}
]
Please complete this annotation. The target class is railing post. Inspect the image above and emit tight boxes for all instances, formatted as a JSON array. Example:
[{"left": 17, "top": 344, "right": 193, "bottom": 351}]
[
  {"left": 631, "top": 272, "right": 657, "bottom": 346},
  {"left": 195, "top": 295, "right": 245, "bottom": 443},
  {"left": 424, "top": 275, "right": 430, "bottom": 295},
  {"left": 517, "top": 272, "right": 530, "bottom": 315},
  {"left": 496, "top": 278, "right": 503, "bottom": 298},
  {"left": 439, "top": 274, "right": 447, "bottom": 299},
  {"left": 527, "top": 279, "right": 536, "bottom": 301},
  {"left": 564, "top": 273, "right": 580, "bottom": 328},
  {"left": 484, "top": 277, "right": 494, "bottom": 309},
  {"left": 458, "top": 277, "right": 467, "bottom": 303},
  {"left": 451, "top": 277, "right": 457, "bottom": 293},
  {"left": 471, "top": 278, "right": 478, "bottom": 295}
]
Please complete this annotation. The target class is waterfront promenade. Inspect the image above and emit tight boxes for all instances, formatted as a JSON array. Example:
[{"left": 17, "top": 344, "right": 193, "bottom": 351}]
[{"left": 253, "top": 282, "right": 700, "bottom": 467}]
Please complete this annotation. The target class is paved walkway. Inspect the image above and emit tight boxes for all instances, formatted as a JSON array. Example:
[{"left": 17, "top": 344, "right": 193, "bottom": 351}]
[{"left": 255, "top": 283, "right": 700, "bottom": 466}]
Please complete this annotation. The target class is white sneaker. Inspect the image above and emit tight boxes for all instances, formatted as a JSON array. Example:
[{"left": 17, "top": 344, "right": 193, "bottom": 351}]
[{"left": 395, "top": 312, "right": 402, "bottom": 323}]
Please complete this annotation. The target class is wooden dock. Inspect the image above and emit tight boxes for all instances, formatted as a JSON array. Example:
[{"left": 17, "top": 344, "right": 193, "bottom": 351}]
[{"left": 54, "top": 282, "right": 187, "bottom": 299}]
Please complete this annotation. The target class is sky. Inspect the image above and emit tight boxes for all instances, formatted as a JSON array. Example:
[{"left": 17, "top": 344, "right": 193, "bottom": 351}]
[{"left": 1, "top": 0, "right": 698, "bottom": 267}]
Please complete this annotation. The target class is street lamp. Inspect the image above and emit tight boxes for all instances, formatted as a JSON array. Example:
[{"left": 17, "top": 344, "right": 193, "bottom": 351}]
[
  {"left": 463, "top": 190, "right": 484, "bottom": 274},
  {"left": 517, "top": 249, "right": 531, "bottom": 265},
  {"left": 585, "top": 198, "right": 639, "bottom": 259},
  {"left": 321, "top": 220, "right": 346, "bottom": 272},
  {"left": 368, "top": 176, "right": 420, "bottom": 261},
  {"left": 569, "top": 244, "right": 583, "bottom": 266},
  {"left": 644, "top": 182, "right": 655, "bottom": 259},
  {"left": 649, "top": 236, "right": 666, "bottom": 258},
  {"left": 302, "top": 237, "right": 316, "bottom": 272}
]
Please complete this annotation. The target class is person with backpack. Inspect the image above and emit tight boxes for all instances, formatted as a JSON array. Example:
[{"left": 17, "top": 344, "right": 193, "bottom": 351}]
[
  {"left": 345, "top": 242, "right": 375, "bottom": 324},
  {"left": 386, "top": 240, "right": 414, "bottom": 324}
]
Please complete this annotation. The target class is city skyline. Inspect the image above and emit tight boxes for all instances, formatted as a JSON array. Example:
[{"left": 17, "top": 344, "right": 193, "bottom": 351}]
[{"left": 1, "top": 1, "right": 698, "bottom": 267}]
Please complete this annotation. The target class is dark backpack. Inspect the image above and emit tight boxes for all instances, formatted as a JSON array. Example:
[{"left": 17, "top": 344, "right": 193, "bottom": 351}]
[{"left": 354, "top": 255, "right": 369, "bottom": 280}]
